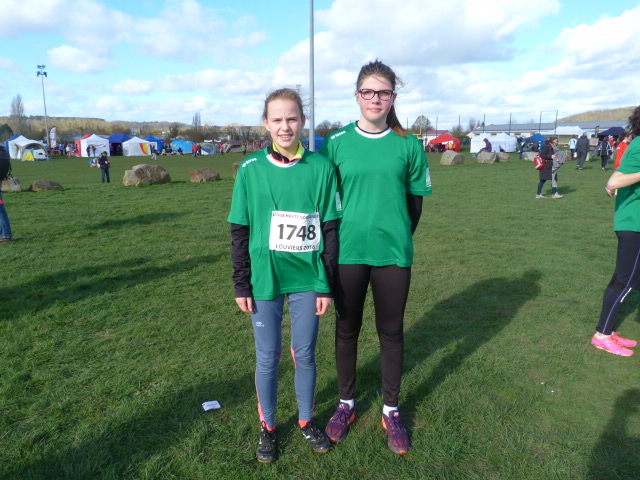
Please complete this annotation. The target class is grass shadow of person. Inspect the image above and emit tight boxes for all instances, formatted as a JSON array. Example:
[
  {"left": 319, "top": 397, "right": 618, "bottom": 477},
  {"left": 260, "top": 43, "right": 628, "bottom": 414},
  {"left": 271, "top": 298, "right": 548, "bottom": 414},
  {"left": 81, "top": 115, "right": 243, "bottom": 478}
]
[
  {"left": 4, "top": 372, "right": 259, "bottom": 479},
  {"left": 402, "top": 269, "right": 543, "bottom": 425},
  {"left": 314, "top": 269, "right": 542, "bottom": 435},
  {"left": 91, "top": 211, "right": 190, "bottom": 230},
  {"left": 586, "top": 388, "right": 640, "bottom": 480},
  {"left": 0, "top": 255, "right": 218, "bottom": 322}
]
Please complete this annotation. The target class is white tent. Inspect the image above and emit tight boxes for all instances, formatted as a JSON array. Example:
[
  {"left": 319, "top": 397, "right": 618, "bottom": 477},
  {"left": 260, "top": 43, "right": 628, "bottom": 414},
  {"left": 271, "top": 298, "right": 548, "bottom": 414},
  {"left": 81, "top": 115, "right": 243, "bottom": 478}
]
[
  {"left": 6, "top": 135, "right": 29, "bottom": 159},
  {"left": 122, "top": 136, "right": 151, "bottom": 156},
  {"left": 78, "top": 134, "right": 110, "bottom": 157},
  {"left": 470, "top": 133, "right": 517, "bottom": 153},
  {"left": 489, "top": 133, "right": 518, "bottom": 153},
  {"left": 6, "top": 135, "right": 49, "bottom": 160}
]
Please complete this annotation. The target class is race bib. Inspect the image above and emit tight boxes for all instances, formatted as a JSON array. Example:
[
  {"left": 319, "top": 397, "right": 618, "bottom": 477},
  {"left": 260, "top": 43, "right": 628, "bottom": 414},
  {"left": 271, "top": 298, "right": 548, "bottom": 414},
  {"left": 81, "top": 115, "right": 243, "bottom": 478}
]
[{"left": 269, "top": 210, "right": 320, "bottom": 252}]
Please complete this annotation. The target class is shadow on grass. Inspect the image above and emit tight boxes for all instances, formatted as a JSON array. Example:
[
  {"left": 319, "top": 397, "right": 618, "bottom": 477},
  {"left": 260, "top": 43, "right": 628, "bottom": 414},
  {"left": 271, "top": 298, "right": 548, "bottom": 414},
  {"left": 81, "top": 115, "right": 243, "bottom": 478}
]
[
  {"left": 587, "top": 388, "right": 640, "bottom": 480},
  {"left": 7, "top": 374, "right": 255, "bottom": 480},
  {"left": 91, "top": 211, "right": 189, "bottom": 229},
  {"left": 315, "top": 269, "right": 543, "bottom": 429},
  {"left": 0, "top": 255, "right": 218, "bottom": 322},
  {"left": 402, "top": 269, "right": 542, "bottom": 423}
]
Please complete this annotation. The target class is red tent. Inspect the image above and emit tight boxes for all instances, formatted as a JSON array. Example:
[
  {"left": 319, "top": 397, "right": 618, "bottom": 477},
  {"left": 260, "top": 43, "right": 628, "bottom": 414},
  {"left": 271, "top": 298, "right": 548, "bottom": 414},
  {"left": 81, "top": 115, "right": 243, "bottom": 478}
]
[{"left": 429, "top": 134, "right": 462, "bottom": 152}]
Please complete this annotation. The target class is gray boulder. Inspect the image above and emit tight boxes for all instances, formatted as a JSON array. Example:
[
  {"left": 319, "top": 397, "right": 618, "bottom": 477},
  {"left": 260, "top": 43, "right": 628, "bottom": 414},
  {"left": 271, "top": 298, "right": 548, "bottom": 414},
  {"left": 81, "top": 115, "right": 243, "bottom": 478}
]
[
  {"left": 524, "top": 152, "right": 538, "bottom": 162},
  {"left": 476, "top": 152, "right": 497, "bottom": 164},
  {"left": 123, "top": 164, "right": 171, "bottom": 187},
  {"left": 30, "top": 180, "right": 64, "bottom": 192},
  {"left": 496, "top": 152, "right": 510, "bottom": 162},
  {"left": 189, "top": 168, "right": 221, "bottom": 183},
  {"left": 440, "top": 151, "right": 465, "bottom": 165}
]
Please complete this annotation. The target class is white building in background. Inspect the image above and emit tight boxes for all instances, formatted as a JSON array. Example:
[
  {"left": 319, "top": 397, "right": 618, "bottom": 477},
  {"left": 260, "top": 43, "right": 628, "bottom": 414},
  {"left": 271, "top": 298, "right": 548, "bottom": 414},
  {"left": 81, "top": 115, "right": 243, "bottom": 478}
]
[{"left": 469, "top": 120, "right": 628, "bottom": 145}]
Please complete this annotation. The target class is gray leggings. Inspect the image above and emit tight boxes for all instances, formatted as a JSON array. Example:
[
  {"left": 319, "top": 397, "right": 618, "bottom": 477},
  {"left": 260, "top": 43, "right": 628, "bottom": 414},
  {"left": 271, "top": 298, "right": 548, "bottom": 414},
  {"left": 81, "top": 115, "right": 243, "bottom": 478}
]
[{"left": 252, "top": 291, "right": 319, "bottom": 428}]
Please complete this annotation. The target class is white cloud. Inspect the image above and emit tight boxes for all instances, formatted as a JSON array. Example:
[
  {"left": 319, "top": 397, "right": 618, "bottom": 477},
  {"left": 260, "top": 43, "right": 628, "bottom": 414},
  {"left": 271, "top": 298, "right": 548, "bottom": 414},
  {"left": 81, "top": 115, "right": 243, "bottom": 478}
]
[
  {"left": 552, "top": 5, "right": 640, "bottom": 78},
  {"left": 93, "top": 95, "right": 131, "bottom": 115},
  {"left": 315, "top": 0, "right": 561, "bottom": 67},
  {"left": 112, "top": 79, "right": 153, "bottom": 95},
  {"left": 49, "top": 45, "right": 111, "bottom": 73}
]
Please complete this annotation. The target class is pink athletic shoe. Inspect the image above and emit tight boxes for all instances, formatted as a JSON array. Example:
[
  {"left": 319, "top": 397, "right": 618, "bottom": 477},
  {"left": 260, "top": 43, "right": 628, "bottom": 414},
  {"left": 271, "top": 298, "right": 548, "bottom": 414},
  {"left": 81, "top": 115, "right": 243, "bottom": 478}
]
[
  {"left": 592, "top": 335, "right": 634, "bottom": 356},
  {"left": 612, "top": 332, "right": 638, "bottom": 348}
]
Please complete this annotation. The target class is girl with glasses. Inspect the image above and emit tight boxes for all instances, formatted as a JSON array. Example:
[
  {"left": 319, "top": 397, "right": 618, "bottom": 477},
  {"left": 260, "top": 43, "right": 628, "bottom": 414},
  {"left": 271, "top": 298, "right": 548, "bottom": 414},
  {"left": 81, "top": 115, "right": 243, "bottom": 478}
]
[{"left": 320, "top": 60, "right": 432, "bottom": 454}]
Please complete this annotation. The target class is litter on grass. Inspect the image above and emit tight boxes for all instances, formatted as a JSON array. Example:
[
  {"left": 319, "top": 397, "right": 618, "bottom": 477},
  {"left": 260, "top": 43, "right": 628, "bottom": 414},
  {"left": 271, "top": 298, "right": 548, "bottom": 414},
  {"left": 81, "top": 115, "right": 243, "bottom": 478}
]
[{"left": 202, "top": 400, "right": 221, "bottom": 411}]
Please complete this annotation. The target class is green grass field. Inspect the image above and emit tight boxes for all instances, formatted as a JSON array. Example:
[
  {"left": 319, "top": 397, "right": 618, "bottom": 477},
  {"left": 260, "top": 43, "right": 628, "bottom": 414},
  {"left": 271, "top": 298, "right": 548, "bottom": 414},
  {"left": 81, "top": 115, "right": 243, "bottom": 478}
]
[{"left": 1, "top": 151, "right": 639, "bottom": 480}]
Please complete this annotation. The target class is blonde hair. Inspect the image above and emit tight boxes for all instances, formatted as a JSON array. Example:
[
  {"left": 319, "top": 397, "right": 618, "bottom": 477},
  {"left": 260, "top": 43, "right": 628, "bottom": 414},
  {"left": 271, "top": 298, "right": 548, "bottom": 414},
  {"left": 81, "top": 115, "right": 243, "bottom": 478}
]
[{"left": 262, "top": 88, "right": 305, "bottom": 120}]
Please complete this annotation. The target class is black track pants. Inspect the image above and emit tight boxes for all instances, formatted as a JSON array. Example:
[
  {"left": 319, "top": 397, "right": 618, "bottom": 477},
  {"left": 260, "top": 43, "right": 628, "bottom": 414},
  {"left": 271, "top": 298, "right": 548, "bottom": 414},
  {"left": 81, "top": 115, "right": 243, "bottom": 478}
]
[{"left": 333, "top": 264, "right": 411, "bottom": 407}]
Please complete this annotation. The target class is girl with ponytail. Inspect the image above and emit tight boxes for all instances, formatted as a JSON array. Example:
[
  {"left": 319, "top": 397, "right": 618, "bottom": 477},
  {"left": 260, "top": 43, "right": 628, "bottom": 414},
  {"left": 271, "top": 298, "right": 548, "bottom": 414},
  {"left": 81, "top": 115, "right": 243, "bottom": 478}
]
[{"left": 320, "top": 59, "right": 432, "bottom": 455}]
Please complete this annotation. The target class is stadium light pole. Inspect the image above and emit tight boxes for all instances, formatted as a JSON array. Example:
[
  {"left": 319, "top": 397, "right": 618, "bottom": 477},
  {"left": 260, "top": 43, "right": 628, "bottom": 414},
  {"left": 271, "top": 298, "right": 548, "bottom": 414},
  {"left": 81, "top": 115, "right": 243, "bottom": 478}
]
[
  {"left": 309, "top": 0, "right": 316, "bottom": 151},
  {"left": 37, "top": 65, "right": 49, "bottom": 147},
  {"left": 539, "top": 110, "right": 558, "bottom": 135}
]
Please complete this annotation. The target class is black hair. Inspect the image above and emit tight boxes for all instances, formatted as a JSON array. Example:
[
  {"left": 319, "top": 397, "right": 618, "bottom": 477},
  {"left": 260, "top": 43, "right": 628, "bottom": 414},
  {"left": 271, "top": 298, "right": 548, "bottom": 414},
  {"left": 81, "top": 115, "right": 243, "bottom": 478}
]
[{"left": 628, "top": 105, "right": 640, "bottom": 137}]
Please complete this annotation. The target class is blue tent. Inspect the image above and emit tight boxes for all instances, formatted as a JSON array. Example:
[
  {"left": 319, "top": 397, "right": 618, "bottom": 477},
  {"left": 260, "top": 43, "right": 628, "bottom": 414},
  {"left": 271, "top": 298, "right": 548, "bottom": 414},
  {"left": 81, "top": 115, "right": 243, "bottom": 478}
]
[
  {"left": 525, "top": 133, "right": 548, "bottom": 144},
  {"left": 301, "top": 134, "right": 324, "bottom": 151},
  {"left": 107, "top": 133, "right": 132, "bottom": 155},
  {"left": 598, "top": 127, "right": 625, "bottom": 138},
  {"left": 108, "top": 133, "right": 132, "bottom": 143},
  {"left": 170, "top": 140, "right": 196, "bottom": 155},
  {"left": 145, "top": 135, "right": 165, "bottom": 152}
]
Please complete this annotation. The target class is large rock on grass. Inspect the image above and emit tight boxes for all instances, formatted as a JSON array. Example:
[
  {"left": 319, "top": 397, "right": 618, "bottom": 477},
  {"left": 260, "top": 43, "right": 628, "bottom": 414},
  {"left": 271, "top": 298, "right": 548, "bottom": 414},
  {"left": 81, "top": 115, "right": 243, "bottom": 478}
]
[
  {"left": 440, "top": 151, "right": 465, "bottom": 165},
  {"left": 30, "top": 180, "right": 64, "bottom": 192},
  {"left": 123, "top": 164, "right": 171, "bottom": 187},
  {"left": 524, "top": 152, "right": 538, "bottom": 162},
  {"left": 496, "top": 152, "right": 510, "bottom": 162},
  {"left": 189, "top": 168, "right": 221, "bottom": 183},
  {"left": 476, "top": 152, "right": 497, "bottom": 164}
]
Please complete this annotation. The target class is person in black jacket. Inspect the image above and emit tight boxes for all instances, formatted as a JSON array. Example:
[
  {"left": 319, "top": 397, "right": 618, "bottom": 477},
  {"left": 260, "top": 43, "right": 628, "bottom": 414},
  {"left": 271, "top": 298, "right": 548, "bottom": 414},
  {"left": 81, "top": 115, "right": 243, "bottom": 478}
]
[
  {"left": 536, "top": 137, "right": 561, "bottom": 198},
  {"left": 98, "top": 151, "right": 111, "bottom": 183},
  {"left": 576, "top": 132, "right": 590, "bottom": 170}
]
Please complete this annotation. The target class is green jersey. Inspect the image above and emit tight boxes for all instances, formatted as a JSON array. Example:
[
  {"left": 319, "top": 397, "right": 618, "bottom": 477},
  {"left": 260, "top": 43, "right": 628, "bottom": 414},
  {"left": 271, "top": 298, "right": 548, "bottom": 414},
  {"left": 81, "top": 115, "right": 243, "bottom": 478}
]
[
  {"left": 320, "top": 123, "right": 431, "bottom": 267},
  {"left": 615, "top": 137, "right": 640, "bottom": 232},
  {"left": 228, "top": 148, "right": 342, "bottom": 300}
]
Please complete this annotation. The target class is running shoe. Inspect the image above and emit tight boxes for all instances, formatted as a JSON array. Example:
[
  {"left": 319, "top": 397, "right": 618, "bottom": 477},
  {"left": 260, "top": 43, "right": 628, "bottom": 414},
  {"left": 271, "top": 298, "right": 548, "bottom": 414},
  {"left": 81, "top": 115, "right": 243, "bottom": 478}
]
[
  {"left": 256, "top": 423, "right": 276, "bottom": 463},
  {"left": 381, "top": 410, "right": 410, "bottom": 454},
  {"left": 301, "top": 420, "right": 332, "bottom": 453},
  {"left": 591, "top": 335, "right": 634, "bottom": 356},
  {"left": 536, "top": 194, "right": 546, "bottom": 199},
  {"left": 325, "top": 401, "right": 356, "bottom": 443},
  {"left": 612, "top": 332, "right": 638, "bottom": 348}
]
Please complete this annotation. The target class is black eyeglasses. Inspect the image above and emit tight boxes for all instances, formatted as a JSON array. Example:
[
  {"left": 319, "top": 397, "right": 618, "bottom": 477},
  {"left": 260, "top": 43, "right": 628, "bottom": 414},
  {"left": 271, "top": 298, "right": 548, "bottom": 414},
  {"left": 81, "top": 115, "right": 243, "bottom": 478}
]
[{"left": 357, "top": 89, "right": 394, "bottom": 101}]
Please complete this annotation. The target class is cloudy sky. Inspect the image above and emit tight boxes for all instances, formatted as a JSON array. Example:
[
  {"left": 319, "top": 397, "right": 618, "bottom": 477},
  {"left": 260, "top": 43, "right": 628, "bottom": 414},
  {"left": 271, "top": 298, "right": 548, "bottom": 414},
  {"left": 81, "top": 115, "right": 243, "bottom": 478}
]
[{"left": 1, "top": 0, "right": 639, "bottom": 131}]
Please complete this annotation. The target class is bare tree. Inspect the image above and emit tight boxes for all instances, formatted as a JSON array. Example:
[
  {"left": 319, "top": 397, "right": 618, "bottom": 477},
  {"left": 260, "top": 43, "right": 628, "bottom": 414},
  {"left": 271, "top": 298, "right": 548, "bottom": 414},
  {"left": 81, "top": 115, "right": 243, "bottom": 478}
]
[
  {"left": 169, "top": 123, "right": 181, "bottom": 138},
  {"left": 237, "top": 125, "right": 253, "bottom": 142},
  {"left": 192, "top": 113, "right": 202, "bottom": 132},
  {"left": 316, "top": 120, "right": 344, "bottom": 138},
  {"left": 316, "top": 120, "right": 333, "bottom": 138},
  {"left": 468, "top": 118, "right": 477, "bottom": 132},
  {"left": 450, "top": 125, "right": 465, "bottom": 138},
  {"left": 411, "top": 115, "right": 431, "bottom": 134},
  {"left": 10, "top": 94, "right": 27, "bottom": 134}
]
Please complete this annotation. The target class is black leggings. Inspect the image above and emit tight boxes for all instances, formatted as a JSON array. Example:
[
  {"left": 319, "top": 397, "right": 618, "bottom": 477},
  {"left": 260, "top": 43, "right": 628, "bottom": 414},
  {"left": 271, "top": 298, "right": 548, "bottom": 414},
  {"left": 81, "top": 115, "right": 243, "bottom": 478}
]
[
  {"left": 597, "top": 231, "right": 640, "bottom": 335},
  {"left": 333, "top": 264, "right": 411, "bottom": 407}
]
